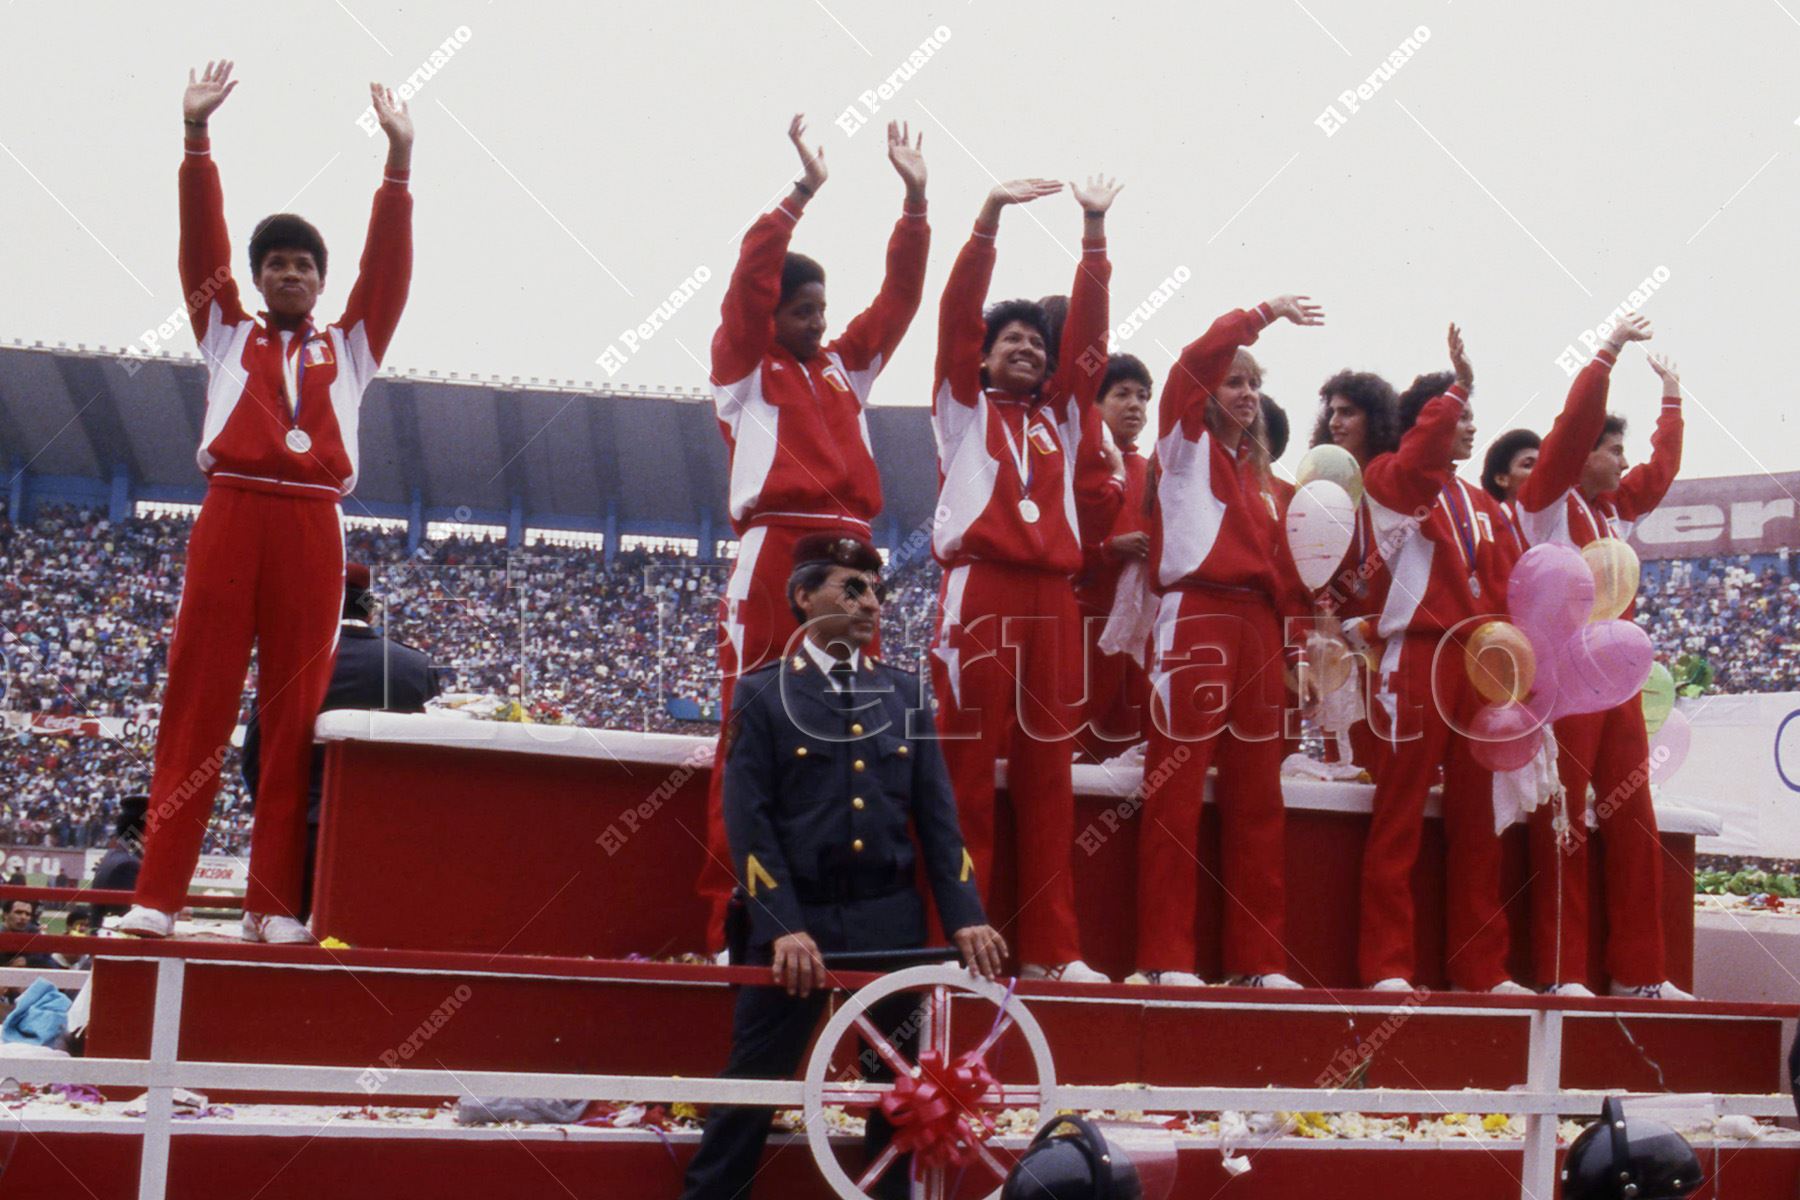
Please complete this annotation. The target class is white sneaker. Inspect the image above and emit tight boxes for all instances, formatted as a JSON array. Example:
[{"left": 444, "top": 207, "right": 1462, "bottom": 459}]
[
  {"left": 1486, "top": 980, "right": 1535, "bottom": 996},
  {"left": 242, "top": 913, "right": 316, "bottom": 945},
  {"left": 1370, "top": 977, "right": 1414, "bottom": 992},
  {"left": 1230, "top": 972, "right": 1303, "bottom": 989},
  {"left": 1128, "top": 970, "right": 1205, "bottom": 987},
  {"left": 116, "top": 906, "right": 175, "bottom": 939},
  {"left": 1543, "top": 982, "right": 1596, "bottom": 998},
  {"left": 1609, "top": 979, "right": 1695, "bottom": 1002},
  {"left": 1021, "top": 959, "right": 1110, "bottom": 984}
]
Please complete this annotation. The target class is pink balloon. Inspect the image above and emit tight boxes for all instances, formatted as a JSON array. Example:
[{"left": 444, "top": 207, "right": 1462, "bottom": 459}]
[
  {"left": 1649, "top": 707, "right": 1692, "bottom": 784},
  {"left": 1468, "top": 702, "right": 1544, "bottom": 772},
  {"left": 1553, "top": 620, "right": 1654, "bottom": 718},
  {"left": 1509, "top": 545, "right": 1594, "bottom": 652}
]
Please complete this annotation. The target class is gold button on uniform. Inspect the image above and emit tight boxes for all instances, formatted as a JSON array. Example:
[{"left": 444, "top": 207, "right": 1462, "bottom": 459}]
[
  {"left": 852, "top": 839, "right": 865, "bottom": 853},
  {"left": 795, "top": 746, "right": 808, "bottom": 758},
  {"left": 897, "top": 746, "right": 909, "bottom": 758},
  {"left": 851, "top": 723, "right": 864, "bottom": 735},
  {"left": 852, "top": 796, "right": 866, "bottom": 810},
  {"left": 853, "top": 759, "right": 866, "bottom": 772}
]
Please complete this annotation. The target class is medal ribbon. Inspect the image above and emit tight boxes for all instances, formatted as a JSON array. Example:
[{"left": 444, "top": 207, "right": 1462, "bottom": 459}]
[
  {"left": 280, "top": 320, "right": 314, "bottom": 430},
  {"left": 995, "top": 400, "right": 1035, "bottom": 502},
  {"left": 1439, "top": 479, "right": 1481, "bottom": 581},
  {"left": 1570, "top": 490, "right": 1614, "bottom": 541}
]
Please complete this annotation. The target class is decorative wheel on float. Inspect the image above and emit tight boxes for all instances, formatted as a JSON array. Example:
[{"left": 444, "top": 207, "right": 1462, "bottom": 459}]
[{"left": 802, "top": 964, "right": 1059, "bottom": 1200}]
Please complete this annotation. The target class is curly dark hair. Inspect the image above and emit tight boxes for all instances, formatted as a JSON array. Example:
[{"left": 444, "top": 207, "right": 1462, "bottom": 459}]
[
  {"left": 1311, "top": 370, "right": 1400, "bottom": 458},
  {"left": 980, "top": 298, "right": 1055, "bottom": 387},
  {"left": 1397, "top": 370, "right": 1457, "bottom": 433}
]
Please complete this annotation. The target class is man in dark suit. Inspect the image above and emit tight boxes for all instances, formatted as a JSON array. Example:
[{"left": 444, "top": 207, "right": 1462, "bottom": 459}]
[
  {"left": 679, "top": 534, "right": 1008, "bottom": 1200},
  {"left": 242, "top": 563, "right": 438, "bottom": 918}
]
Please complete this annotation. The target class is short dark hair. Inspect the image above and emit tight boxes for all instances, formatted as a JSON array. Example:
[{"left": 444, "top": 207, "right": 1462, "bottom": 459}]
[
  {"left": 1397, "top": 371, "right": 1456, "bottom": 433},
  {"left": 249, "top": 214, "right": 328, "bottom": 281},
  {"left": 981, "top": 299, "right": 1052, "bottom": 357},
  {"left": 1596, "top": 413, "right": 1627, "bottom": 448},
  {"left": 1312, "top": 370, "right": 1400, "bottom": 456},
  {"left": 779, "top": 253, "right": 825, "bottom": 305},
  {"left": 3, "top": 899, "right": 34, "bottom": 918},
  {"left": 1261, "top": 394, "right": 1291, "bottom": 460},
  {"left": 1099, "top": 353, "right": 1153, "bottom": 400},
  {"left": 1481, "top": 428, "right": 1541, "bottom": 499},
  {"left": 787, "top": 560, "right": 838, "bottom": 624}
]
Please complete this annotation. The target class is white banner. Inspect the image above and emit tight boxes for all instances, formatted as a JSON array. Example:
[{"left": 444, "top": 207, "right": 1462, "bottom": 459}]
[{"left": 1669, "top": 691, "right": 1800, "bottom": 858}]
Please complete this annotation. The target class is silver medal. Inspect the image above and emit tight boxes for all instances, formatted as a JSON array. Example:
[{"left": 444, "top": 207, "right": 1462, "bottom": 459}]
[
  {"left": 1018, "top": 498, "right": 1040, "bottom": 524},
  {"left": 285, "top": 428, "right": 313, "bottom": 454},
  {"left": 1469, "top": 573, "right": 1482, "bottom": 599}
]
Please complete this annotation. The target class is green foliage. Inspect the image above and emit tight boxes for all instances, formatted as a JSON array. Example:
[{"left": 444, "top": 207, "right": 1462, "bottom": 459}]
[{"left": 1695, "top": 869, "right": 1799, "bottom": 898}]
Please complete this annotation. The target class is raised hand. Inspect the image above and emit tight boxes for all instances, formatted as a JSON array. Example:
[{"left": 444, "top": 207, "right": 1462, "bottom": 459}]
[
  {"left": 370, "top": 83, "right": 413, "bottom": 149},
  {"left": 988, "top": 178, "right": 1063, "bottom": 207},
  {"left": 886, "top": 120, "right": 926, "bottom": 200},
  {"left": 1448, "top": 322, "right": 1474, "bottom": 388},
  {"left": 1604, "top": 311, "right": 1653, "bottom": 351},
  {"left": 1267, "top": 295, "right": 1326, "bottom": 327},
  {"left": 1070, "top": 174, "right": 1123, "bottom": 213},
  {"left": 1647, "top": 353, "right": 1681, "bottom": 395},
  {"left": 789, "top": 114, "right": 828, "bottom": 195},
  {"left": 184, "top": 60, "right": 238, "bottom": 127}
]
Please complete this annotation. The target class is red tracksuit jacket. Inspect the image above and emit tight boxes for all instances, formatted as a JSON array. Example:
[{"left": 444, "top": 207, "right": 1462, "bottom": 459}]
[
  {"left": 710, "top": 198, "right": 928, "bottom": 533},
  {"left": 931, "top": 222, "right": 1111, "bottom": 573},
  {"left": 180, "top": 134, "right": 412, "bottom": 496},
  {"left": 1517, "top": 351, "right": 1683, "bottom": 619},
  {"left": 1150, "top": 306, "right": 1308, "bottom": 617},
  {"left": 1074, "top": 435, "right": 1148, "bottom": 615},
  {"left": 1364, "top": 385, "right": 1512, "bottom": 637}
]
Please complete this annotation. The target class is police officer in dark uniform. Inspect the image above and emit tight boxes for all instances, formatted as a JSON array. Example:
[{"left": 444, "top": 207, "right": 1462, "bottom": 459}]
[
  {"left": 679, "top": 534, "right": 1008, "bottom": 1200},
  {"left": 242, "top": 563, "right": 439, "bottom": 918}
]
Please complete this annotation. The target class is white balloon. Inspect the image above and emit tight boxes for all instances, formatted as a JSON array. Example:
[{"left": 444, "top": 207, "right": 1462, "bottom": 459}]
[{"left": 1285, "top": 480, "right": 1357, "bottom": 590}]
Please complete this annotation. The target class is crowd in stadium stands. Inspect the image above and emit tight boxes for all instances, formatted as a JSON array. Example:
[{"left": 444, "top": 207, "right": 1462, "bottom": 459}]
[
  {"left": 3, "top": 501, "right": 1796, "bottom": 858},
  {"left": 1636, "top": 554, "right": 1800, "bottom": 693},
  {"left": 1, "top": 503, "right": 945, "bottom": 855}
]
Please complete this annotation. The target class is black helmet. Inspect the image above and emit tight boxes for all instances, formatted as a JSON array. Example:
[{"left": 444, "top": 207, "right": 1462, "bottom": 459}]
[
  {"left": 1561, "top": 1097, "right": 1705, "bottom": 1199},
  {"left": 1001, "top": 1116, "right": 1142, "bottom": 1200}
]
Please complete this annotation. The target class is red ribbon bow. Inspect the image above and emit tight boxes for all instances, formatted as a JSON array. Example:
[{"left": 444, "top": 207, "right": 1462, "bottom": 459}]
[{"left": 877, "top": 1049, "right": 998, "bottom": 1170}]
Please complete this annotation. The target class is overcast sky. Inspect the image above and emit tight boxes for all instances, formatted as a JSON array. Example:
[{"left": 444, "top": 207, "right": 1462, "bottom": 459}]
[{"left": 2, "top": 0, "right": 1795, "bottom": 483}]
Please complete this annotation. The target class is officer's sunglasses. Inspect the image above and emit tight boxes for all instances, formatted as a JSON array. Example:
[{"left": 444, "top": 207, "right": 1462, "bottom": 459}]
[{"left": 834, "top": 575, "right": 890, "bottom": 605}]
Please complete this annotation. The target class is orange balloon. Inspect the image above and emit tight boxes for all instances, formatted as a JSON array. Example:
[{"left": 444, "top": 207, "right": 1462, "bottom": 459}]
[
  {"left": 1581, "top": 537, "right": 1641, "bottom": 622},
  {"left": 1465, "top": 621, "right": 1537, "bottom": 705},
  {"left": 1306, "top": 634, "right": 1356, "bottom": 693}
]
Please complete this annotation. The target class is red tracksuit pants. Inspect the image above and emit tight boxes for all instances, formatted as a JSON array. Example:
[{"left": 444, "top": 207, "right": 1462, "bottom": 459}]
[
  {"left": 700, "top": 517, "right": 876, "bottom": 949},
  {"left": 1527, "top": 703, "right": 1667, "bottom": 988},
  {"left": 136, "top": 482, "right": 344, "bottom": 918},
  {"left": 929, "top": 561, "right": 1083, "bottom": 968},
  {"left": 1137, "top": 587, "right": 1289, "bottom": 977},
  {"left": 1073, "top": 605, "right": 1149, "bottom": 762},
  {"left": 1358, "top": 631, "right": 1511, "bottom": 990}
]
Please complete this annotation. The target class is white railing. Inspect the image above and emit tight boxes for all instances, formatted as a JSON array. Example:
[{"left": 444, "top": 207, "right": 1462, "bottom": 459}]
[{"left": 0, "top": 957, "right": 1792, "bottom": 1200}]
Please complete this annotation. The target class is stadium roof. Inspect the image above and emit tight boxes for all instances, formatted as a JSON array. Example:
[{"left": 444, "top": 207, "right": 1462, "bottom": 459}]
[{"left": 0, "top": 344, "right": 941, "bottom": 541}]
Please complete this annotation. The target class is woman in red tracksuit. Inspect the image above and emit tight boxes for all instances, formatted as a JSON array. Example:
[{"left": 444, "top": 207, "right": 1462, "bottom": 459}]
[
  {"left": 1135, "top": 296, "right": 1322, "bottom": 988},
  {"left": 1516, "top": 314, "right": 1689, "bottom": 1000},
  {"left": 1072, "top": 354, "right": 1154, "bottom": 762},
  {"left": 121, "top": 64, "right": 412, "bottom": 945},
  {"left": 699, "top": 117, "right": 931, "bottom": 951},
  {"left": 929, "top": 175, "right": 1119, "bottom": 983},
  {"left": 1306, "top": 372, "right": 1402, "bottom": 780},
  {"left": 1357, "top": 327, "right": 1522, "bottom": 994}
]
